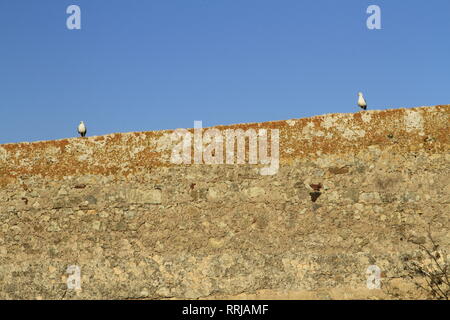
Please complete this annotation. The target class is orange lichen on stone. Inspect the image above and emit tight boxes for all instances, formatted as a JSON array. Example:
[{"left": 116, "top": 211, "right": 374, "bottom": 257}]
[{"left": 0, "top": 105, "right": 448, "bottom": 186}]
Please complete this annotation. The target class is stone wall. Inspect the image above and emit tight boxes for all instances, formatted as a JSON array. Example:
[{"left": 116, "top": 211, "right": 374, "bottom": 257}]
[{"left": 0, "top": 105, "right": 449, "bottom": 299}]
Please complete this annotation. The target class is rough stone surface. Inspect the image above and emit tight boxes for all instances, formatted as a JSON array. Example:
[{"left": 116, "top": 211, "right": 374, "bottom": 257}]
[{"left": 0, "top": 105, "right": 449, "bottom": 299}]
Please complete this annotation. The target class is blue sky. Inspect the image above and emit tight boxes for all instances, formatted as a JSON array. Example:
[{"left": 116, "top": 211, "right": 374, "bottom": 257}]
[{"left": 1, "top": 0, "right": 449, "bottom": 144}]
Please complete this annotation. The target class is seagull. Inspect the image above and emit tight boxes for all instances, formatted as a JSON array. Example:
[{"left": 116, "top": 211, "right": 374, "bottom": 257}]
[
  {"left": 77, "top": 121, "right": 87, "bottom": 137},
  {"left": 358, "top": 92, "right": 367, "bottom": 110}
]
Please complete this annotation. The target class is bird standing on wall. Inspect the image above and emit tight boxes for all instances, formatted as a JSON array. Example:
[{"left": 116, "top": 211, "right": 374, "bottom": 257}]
[
  {"left": 358, "top": 92, "right": 367, "bottom": 110},
  {"left": 77, "top": 121, "right": 87, "bottom": 137}
]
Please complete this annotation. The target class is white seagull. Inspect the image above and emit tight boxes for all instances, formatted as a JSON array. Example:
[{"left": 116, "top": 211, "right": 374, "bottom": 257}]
[
  {"left": 77, "top": 121, "right": 87, "bottom": 137},
  {"left": 358, "top": 92, "right": 367, "bottom": 110}
]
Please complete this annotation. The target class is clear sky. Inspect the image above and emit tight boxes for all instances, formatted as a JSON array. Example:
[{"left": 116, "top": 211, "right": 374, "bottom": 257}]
[{"left": 1, "top": 0, "right": 449, "bottom": 144}]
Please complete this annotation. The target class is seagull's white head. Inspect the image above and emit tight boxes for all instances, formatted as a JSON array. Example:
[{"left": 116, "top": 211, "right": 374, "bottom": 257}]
[
  {"left": 358, "top": 92, "right": 363, "bottom": 97},
  {"left": 80, "top": 121, "right": 84, "bottom": 125}
]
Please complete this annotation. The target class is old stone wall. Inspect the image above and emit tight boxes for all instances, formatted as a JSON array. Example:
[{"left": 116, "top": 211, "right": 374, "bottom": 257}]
[{"left": 0, "top": 105, "right": 449, "bottom": 299}]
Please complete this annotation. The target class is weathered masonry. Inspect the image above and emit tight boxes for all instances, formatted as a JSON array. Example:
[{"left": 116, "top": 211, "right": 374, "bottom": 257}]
[{"left": 0, "top": 105, "right": 449, "bottom": 299}]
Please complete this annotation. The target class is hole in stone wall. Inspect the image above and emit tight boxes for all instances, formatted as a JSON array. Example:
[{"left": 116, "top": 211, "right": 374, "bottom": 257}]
[{"left": 310, "top": 192, "right": 321, "bottom": 202}]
